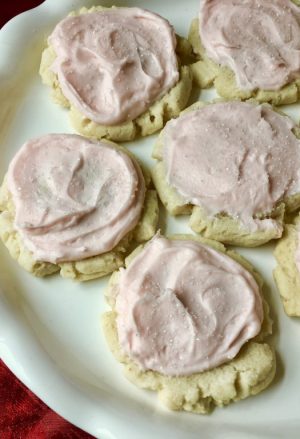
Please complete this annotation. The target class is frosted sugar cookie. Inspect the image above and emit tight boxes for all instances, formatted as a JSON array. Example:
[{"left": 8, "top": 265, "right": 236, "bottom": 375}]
[
  {"left": 273, "top": 216, "right": 300, "bottom": 316},
  {"left": 0, "top": 134, "right": 159, "bottom": 281},
  {"left": 188, "top": 0, "right": 300, "bottom": 105},
  {"left": 152, "top": 100, "right": 300, "bottom": 247},
  {"left": 40, "top": 6, "right": 192, "bottom": 142},
  {"left": 102, "top": 234, "right": 275, "bottom": 414}
]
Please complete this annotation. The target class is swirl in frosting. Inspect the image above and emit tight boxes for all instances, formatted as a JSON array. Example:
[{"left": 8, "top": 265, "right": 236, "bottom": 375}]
[
  {"left": 7, "top": 134, "right": 145, "bottom": 263},
  {"left": 115, "top": 235, "right": 263, "bottom": 376},
  {"left": 49, "top": 8, "right": 179, "bottom": 125},
  {"left": 200, "top": 0, "right": 300, "bottom": 90},
  {"left": 163, "top": 101, "right": 300, "bottom": 231}
]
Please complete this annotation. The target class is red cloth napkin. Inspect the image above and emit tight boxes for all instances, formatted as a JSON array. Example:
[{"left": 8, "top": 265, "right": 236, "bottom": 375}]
[
  {"left": 0, "top": 2, "right": 95, "bottom": 437},
  {"left": 0, "top": 1, "right": 45, "bottom": 28},
  {"left": 0, "top": 360, "right": 94, "bottom": 438}
]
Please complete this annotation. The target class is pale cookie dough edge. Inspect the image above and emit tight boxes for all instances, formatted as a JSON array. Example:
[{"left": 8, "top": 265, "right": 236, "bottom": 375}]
[
  {"left": 273, "top": 221, "right": 300, "bottom": 316},
  {"left": 0, "top": 144, "right": 159, "bottom": 281},
  {"left": 39, "top": 6, "right": 193, "bottom": 142},
  {"left": 151, "top": 100, "right": 300, "bottom": 247},
  {"left": 188, "top": 18, "right": 300, "bottom": 106},
  {"left": 101, "top": 234, "right": 275, "bottom": 414}
]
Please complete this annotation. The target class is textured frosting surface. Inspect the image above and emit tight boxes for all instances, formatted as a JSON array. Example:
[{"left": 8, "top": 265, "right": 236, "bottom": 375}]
[
  {"left": 7, "top": 134, "right": 145, "bottom": 263},
  {"left": 115, "top": 235, "right": 263, "bottom": 376},
  {"left": 163, "top": 101, "right": 300, "bottom": 231},
  {"left": 49, "top": 8, "right": 179, "bottom": 125},
  {"left": 200, "top": 0, "right": 300, "bottom": 90}
]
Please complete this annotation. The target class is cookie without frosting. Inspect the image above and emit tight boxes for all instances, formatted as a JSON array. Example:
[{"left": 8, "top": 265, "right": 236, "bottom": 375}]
[
  {"left": 152, "top": 100, "right": 300, "bottom": 247},
  {"left": 273, "top": 216, "right": 300, "bottom": 316},
  {"left": 40, "top": 6, "right": 193, "bottom": 142},
  {"left": 0, "top": 135, "right": 159, "bottom": 281},
  {"left": 102, "top": 234, "right": 275, "bottom": 414},
  {"left": 189, "top": 0, "right": 300, "bottom": 105}
]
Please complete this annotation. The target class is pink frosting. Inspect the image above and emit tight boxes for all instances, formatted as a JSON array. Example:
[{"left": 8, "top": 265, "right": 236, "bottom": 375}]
[
  {"left": 163, "top": 101, "right": 300, "bottom": 231},
  {"left": 49, "top": 8, "right": 179, "bottom": 125},
  {"left": 115, "top": 235, "right": 263, "bottom": 376},
  {"left": 200, "top": 0, "right": 300, "bottom": 90},
  {"left": 7, "top": 134, "right": 145, "bottom": 263}
]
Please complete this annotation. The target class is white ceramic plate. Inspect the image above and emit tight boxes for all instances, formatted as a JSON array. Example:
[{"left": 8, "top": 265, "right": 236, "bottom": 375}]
[{"left": 1, "top": 1, "right": 300, "bottom": 438}]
